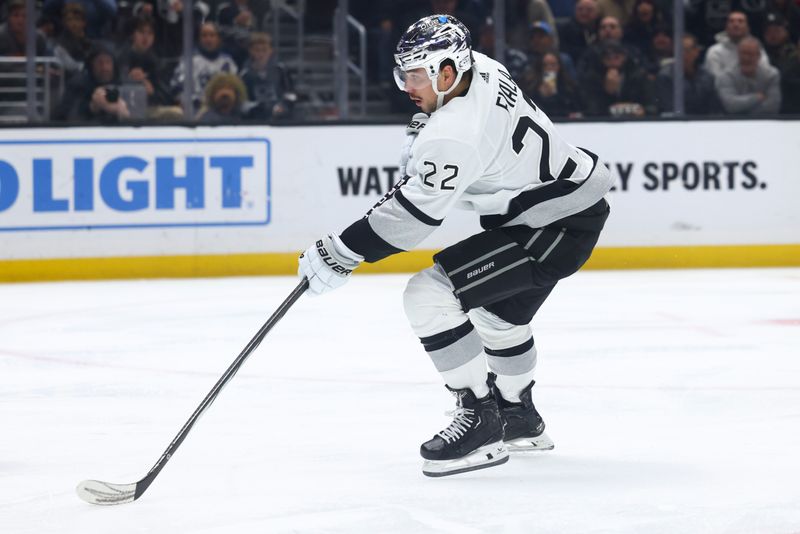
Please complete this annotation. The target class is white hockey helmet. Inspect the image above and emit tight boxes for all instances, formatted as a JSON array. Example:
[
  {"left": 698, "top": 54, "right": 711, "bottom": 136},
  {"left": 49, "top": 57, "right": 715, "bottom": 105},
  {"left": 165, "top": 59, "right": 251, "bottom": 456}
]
[{"left": 393, "top": 14, "right": 473, "bottom": 109}]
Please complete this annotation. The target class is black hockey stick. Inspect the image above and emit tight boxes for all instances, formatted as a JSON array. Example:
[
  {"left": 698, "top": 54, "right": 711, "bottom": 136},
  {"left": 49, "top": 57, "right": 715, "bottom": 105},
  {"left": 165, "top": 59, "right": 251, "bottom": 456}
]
[{"left": 76, "top": 277, "right": 309, "bottom": 505}]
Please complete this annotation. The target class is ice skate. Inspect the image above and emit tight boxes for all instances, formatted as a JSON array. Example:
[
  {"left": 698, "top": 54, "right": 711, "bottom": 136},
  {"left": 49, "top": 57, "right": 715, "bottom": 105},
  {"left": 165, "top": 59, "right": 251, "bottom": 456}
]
[
  {"left": 492, "top": 377, "right": 555, "bottom": 453},
  {"left": 420, "top": 384, "right": 509, "bottom": 477}
]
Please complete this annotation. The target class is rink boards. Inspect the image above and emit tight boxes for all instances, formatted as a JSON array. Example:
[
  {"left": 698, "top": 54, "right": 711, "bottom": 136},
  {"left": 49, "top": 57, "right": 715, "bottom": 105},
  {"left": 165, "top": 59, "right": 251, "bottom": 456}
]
[{"left": 0, "top": 120, "right": 798, "bottom": 281}]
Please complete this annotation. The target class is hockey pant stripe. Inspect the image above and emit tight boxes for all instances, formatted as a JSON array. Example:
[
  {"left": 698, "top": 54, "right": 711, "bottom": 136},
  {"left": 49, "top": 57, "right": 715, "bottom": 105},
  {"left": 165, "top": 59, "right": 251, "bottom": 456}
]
[
  {"left": 444, "top": 243, "right": 518, "bottom": 277},
  {"left": 535, "top": 229, "right": 565, "bottom": 262},
  {"left": 454, "top": 257, "right": 532, "bottom": 298}
]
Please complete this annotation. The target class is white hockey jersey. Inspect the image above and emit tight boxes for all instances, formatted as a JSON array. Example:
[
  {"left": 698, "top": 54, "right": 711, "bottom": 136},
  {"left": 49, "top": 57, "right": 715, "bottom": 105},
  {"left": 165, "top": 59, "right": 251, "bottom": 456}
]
[{"left": 341, "top": 51, "right": 614, "bottom": 263}]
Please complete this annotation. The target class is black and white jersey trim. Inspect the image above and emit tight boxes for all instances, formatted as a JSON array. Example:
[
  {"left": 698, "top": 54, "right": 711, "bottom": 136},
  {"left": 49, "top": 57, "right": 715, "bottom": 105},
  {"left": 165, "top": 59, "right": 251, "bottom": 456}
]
[
  {"left": 339, "top": 218, "right": 404, "bottom": 263},
  {"left": 557, "top": 158, "right": 578, "bottom": 180},
  {"left": 479, "top": 148, "right": 602, "bottom": 230},
  {"left": 395, "top": 189, "right": 443, "bottom": 227}
]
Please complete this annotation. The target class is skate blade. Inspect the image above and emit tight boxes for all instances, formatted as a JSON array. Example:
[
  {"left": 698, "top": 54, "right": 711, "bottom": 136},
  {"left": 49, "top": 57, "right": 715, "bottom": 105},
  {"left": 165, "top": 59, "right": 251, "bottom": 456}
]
[
  {"left": 422, "top": 441, "right": 509, "bottom": 477},
  {"left": 506, "top": 431, "right": 555, "bottom": 452}
]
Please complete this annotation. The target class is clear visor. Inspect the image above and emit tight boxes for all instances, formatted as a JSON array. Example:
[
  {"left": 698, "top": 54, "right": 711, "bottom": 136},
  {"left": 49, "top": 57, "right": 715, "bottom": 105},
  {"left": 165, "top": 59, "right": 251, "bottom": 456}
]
[{"left": 393, "top": 67, "right": 432, "bottom": 91}]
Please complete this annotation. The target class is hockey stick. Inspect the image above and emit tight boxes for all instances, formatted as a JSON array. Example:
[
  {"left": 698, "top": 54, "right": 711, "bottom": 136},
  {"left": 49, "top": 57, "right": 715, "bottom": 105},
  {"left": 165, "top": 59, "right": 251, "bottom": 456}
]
[{"left": 76, "top": 277, "right": 309, "bottom": 505}]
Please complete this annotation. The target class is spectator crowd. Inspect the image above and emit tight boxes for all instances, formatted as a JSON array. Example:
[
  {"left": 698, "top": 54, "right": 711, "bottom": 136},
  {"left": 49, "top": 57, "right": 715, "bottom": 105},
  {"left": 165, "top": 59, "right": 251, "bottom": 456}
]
[
  {"left": 360, "top": 0, "right": 800, "bottom": 118},
  {"left": 1, "top": 0, "right": 799, "bottom": 123},
  {"left": 0, "top": 0, "right": 295, "bottom": 123}
]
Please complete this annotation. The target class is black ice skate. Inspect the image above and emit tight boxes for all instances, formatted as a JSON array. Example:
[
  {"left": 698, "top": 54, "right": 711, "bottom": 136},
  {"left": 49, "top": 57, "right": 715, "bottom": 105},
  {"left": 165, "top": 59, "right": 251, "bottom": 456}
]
[
  {"left": 420, "top": 384, "right": 509, "bottom": 477},
  {"left": 491, "top": 377, "right": 555, "bottom": 453}
]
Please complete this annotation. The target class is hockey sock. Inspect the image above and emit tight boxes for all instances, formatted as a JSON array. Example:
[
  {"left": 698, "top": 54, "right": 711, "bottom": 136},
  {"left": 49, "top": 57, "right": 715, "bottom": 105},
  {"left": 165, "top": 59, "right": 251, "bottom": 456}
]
[
  {"left": 493, "top": 370, "right": 535, "bottom": 403},
  {"left": 485, "top": 337, "right": 538, "bottom": 403},
  {"left": 440, "top": 353, "right": 490, "bottom": 398}
]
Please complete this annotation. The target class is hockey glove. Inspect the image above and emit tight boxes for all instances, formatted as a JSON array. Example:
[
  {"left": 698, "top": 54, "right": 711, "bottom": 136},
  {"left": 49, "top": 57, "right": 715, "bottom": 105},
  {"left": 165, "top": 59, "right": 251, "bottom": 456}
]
[
  {"left": 298, "top": 234, "right": 363, "bottom": 296},
  {"left": 399, "top": 112, "right": 428, "bottom": 177}
]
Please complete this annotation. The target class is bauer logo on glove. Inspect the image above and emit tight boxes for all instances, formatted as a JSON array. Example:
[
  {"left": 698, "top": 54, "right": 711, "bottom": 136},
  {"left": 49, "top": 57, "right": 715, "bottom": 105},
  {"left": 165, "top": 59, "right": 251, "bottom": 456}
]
[
  {"left": 316, "top": 239, "right": 354, "bottom": 275},
  {"left": 298, "top": 234, "right": 364, "bottom": 296},
  {"left": 406, "top": 113, "right": 428, "bottom": 134}
]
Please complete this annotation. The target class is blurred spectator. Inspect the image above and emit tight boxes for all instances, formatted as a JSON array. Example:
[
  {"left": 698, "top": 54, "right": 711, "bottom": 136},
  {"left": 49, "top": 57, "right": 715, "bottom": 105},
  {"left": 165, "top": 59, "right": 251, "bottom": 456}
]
[
  {"left": 477, "top": 19, "right": 530, "bottom": 82},
  {"left": 550, "top": 0, "right": 577, "bottom": 18},
  {"left": 197, "top": 71, "right": 246, "bottom": 123},
  {"left": 704, "top": 11, "right": 770, "bottom": 80},
  {"left": 578, "top": 15, "right": 645, "bottom": 77},
  {"left": 596, "top": 0, "right": 636, "bottom": 26},
  {"left": 580, "top": 41, "right": 656, "bottom": 117},
  {"left": 170, "top": 21, "right": 237, "bottom": 112},
  {"left": 132, "top": 0, "right": 211, "bottom": 58},
  {"left": 780, "top": 42, "right": 800, "bottom": 113},
  {"left": 43, "top": 0, "right": 117, "bottom": 39},
  {"left": 716, "top": 37, "right": 781, "bottom": 114},
  {"left": 513, "top": 0, "right": 560, "bottom": 49},
  {"left": 526, "top": 21, "right": 576, "bottom": 78},
  {"left": 517, "top": 21, "right": 576, "bottom": 96},
  {"left": 0, "top": 0, "right": 50, "bottom": 56},
  {"left": 56, "top": 44, "right": 130, "bottom": 122},
  {"left": 117, "top": 16, "right": 173, "bottom": 109},
  {"left": 656, "top": 34, "right": 721, "bottom": 115},
  {"left": 763, "top": 12, "right": 796, "bottom": 70},
  {"left": 623, "top": 0, "right": 664, "bottom": 52},
  {"left": 37, "top": 12, "right": 59, "bottom": 52},
  {"left": 216, "top": 0, "right": 268, "bottom": 30},
  {"left": 769, "top": 0, "right": 800, "bottom": 42},
  {"left": 53, "top": 3, "right": 94, "bottom": 78},
  {"left": 530, "top": 51, "right": 582, "bottom": 118},
  {"left": 215, "top": 0, "right": 260, "bottom": 68},
  {"left": 645, "top": 24, "right": 673, "bottom": 73},
  {"left": 686, "top": 0, "right": 733, "bottom": 46},
  {"left": 557, "top": 0, "right": 599, "bottom": 64},
  {"left": 240, "top": 32, "right": 295, "bottom": 120},
  {"left": 685, "top": 0, "right": 770, "bottom": 46}
]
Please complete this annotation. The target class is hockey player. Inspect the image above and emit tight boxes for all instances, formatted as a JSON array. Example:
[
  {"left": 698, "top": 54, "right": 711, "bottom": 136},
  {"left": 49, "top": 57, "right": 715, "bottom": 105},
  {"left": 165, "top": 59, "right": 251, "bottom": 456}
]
[{"left": 298, "top": 14, "right": 613, "bottom": 477}]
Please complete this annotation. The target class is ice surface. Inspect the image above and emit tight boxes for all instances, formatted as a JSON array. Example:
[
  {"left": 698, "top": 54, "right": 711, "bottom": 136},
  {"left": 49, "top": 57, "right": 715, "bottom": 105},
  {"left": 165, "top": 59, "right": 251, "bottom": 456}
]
[{"left": 1, "top": 269, "right": 799, "bottom": 533}]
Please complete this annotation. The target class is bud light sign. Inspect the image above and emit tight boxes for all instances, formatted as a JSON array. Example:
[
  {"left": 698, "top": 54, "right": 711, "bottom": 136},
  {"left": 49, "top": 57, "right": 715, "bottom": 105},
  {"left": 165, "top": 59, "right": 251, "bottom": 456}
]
[{"left": 0, "top": 137, "right": 270, "bottom": 231}]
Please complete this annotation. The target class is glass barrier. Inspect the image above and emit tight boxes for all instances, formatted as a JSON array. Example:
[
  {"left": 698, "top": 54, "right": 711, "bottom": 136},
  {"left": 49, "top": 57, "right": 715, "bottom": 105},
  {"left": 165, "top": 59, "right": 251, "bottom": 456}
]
[{"left": 1, "top": 1, "right": 798, "bottom": 125}]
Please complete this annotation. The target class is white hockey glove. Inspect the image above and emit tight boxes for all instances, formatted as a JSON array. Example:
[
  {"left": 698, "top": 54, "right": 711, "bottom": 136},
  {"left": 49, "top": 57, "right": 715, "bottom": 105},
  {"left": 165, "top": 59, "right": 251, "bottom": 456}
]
[
  {"left": 298, "top": 234, "right": 363, "bottom": 296},
  {"left": 399, "top": 112, "right": 428, "bottom": 177}
]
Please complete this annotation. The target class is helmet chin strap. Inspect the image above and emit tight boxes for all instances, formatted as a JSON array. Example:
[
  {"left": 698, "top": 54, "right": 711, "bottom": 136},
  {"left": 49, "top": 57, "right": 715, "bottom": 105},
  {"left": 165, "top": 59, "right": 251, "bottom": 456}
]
[{"left": 432, "top": 70, "right": 465, "bottom": 111}]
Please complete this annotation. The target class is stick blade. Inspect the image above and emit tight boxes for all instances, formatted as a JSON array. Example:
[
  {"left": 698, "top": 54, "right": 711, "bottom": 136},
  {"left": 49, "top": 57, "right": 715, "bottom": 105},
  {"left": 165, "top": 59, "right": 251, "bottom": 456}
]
[{"left": 76, "top": 479, "right": 138, "bottom": 505}]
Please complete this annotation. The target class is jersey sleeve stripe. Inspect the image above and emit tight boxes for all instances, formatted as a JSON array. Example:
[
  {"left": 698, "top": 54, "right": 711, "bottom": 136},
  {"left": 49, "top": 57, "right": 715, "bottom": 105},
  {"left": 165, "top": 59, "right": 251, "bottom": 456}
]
[
  {"left": 479, "top": 180, "right": 585, "bottom": 228},
  {"left": 339, "top": 217, "right": 404, "bottom": 263},
  {"left": 395, "top": 189, "right": 444, "bottom": 227},
  {"left": 478, "top": 148, "right": 606, "bottom": 230}
]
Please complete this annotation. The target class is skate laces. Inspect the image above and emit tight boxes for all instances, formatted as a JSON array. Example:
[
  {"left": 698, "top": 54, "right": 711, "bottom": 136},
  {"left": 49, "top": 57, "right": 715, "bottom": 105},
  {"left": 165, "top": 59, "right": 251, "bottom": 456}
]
[{"left": 438, "top": 407, "right": 475, "bottom": 443}]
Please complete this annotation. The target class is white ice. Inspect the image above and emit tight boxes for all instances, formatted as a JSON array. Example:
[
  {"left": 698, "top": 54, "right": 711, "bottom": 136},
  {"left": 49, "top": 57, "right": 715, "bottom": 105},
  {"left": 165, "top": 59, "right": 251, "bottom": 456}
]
[{"left": 1, "top": 269, "right": 799, "bottom": 533}]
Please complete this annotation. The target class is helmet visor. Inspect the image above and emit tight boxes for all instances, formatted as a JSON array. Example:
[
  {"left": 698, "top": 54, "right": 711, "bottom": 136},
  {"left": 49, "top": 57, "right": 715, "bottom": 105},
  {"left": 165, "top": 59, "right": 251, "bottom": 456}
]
[{"left": 393, "top": 67, "right": 432, "bottom": 92}]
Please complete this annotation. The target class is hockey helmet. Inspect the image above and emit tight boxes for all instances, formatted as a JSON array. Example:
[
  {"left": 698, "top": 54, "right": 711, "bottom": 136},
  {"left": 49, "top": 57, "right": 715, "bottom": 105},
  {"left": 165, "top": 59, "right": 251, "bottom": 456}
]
[{"left": 393, "top": 14, "right": 473, "bottom": 108}]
